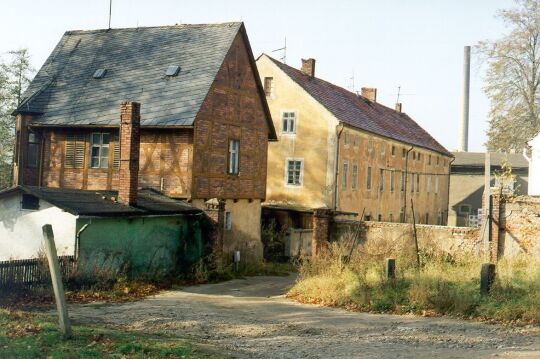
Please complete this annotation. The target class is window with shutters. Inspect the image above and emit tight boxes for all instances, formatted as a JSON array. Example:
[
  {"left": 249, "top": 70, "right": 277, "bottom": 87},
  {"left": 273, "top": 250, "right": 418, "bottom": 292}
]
[
  {"left": 113, "top": 136, "right": 120, "bottom": 169},
  {"left": 90, "top": 132, "right": 110, "bottom": 168},
  {"left": 286, "top": 159, "right": 303, "bottom": 186},
  {"left": 65, "top": 133, "right": 86, "bottom": 168}
]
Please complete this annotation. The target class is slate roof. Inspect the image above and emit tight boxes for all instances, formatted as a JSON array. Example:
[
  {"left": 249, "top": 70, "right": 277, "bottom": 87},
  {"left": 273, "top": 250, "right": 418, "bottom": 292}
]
[
  {"left": 452, "top": 152, "right": 529, "bottom": 169},
  {"left": 17, "top": 23, "right": 242, "bottom": 127},
  {"left": 0, "top": 186, "right": 201, "bottom": 217},
  {"left": 263, "top": 55, "right": 451, "bottom": 156}
]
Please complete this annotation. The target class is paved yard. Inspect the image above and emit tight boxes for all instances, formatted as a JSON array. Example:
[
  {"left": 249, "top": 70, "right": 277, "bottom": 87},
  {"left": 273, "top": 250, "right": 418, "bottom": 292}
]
[{"left": 68, "top": 275, "right": 540, "bottom": 359}]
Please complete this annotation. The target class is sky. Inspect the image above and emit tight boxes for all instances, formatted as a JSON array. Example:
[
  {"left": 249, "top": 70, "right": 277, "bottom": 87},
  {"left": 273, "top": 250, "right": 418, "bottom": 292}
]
[{"left": 0, "top": 0, "right": 514, "bottom": 152}]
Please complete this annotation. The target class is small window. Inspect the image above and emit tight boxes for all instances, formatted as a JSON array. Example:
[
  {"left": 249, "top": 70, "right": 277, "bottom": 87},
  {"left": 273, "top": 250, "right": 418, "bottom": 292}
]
[
  {"left": 368, "top": 139, "right": 373, "bottom": 153},
  {"left": 412, "top": 152, "right": 416, "bottom": 160},
  {"left": 352, "top": 163, "right": 358, "bottom": 190},
  {"left": 425, "top": 213, "right": 429, "bottom": 224},
  {"left": 282, "top": 112, "right": 296, "bottom": 134},
  {"left": 286, "top": 159, "right": 303, "bottom": 185},
  {"left": 90, "top": 132, "right": 110, "bottom": 168},
  {"left": 400, "top": 172, "right": 406, "bottom": 192},
  {"left": 264, "top": 77, "right": 274, "bottom": 97},
  {"left": 459, "top": 204, "right": 472, "bottom": 215},
  {"left": 400, "top": 208, "right": 405, "bottom": 223},
  {"left": 377, "top": 214, "right": 382, "bottom": 221},
  {"left": 364, "top": 214, "right": 371, "bottom": 221},
  {"left": 389, "top": 213, "right": 394, "bottom": 222},
  {"left": 21, "top": 194, "right": 39, "bottom": 210},
  {"left": 344, "top": 132, "right": 349, "bottom": 145},
  {"left": 390, "top": 171, "right": 395, "bottom": 192},
  {"left": 93, "top": 68, "right": 107, "bottom": 79},
  {"left": 428, "top": 155, "right": 432, "bottom": 165},
  {"left": 379, "top": 169, "right": 384, "bottom": 192},
  {"left": 225, "top": 211, "right": 232, "bottom": 230},
  {"left": 228, "top": 139, "right": 240, "bottom": 175},
  {"left": 366, "top": 166, "right": 372, "bottom": 190},
  {"left": 27, "top": 132, "right": 40, "bottom": 168},
  {"left": 166, "top": 65, "right": 181, "bottom": 77},
  {"left": 391, "top": 145, "right": 396, "bottom": 157},
  {"left": 437, "top": 156, "right": 440, "bottom": 165},
  {"left": 418, "top": 153, "right": 422, "bottom": 161},
  {"left": 402, "top": 148, "right": 407, "bottom": 159},
  {"left": 354, "top": 136, "right": 360, "bottom": 147},
  {"left": 342, "top": 161, "right": 349, "bottom": 190}
]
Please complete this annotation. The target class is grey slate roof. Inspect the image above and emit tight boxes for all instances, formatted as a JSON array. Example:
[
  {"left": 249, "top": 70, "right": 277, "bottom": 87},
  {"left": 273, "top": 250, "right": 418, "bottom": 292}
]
[
  {"left": 17, "top": 23, "right": 243, "bottom": 127},
  {"left": 451, "top": 152, "right": 529, "bottom": 169},
  {"left": 0, "top": 186, "right": 201, "bottom": 217}
]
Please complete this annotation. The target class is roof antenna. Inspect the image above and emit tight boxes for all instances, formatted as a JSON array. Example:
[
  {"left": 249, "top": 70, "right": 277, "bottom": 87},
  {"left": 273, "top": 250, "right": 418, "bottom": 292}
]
[
  {"left": 349, "top": 70, "right": 355, "bottom": 92},
  {"left": 396, "top": 85, "right": 401, "bottom": 103},
  {"left": 272, "top": 37, "right": 287, "bottom": 64},
  {"left": 108, "top": 0, "right": 112, "bottom": 29}
]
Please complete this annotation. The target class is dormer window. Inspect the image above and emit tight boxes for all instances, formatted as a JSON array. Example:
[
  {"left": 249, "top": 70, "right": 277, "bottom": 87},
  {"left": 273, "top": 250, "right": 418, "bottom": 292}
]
[
  {"left": 93, "top": 69, "right": 107, "bottom": 79},
  {"left": 166, "top": 65, "right": 180, "bottom": 77}
]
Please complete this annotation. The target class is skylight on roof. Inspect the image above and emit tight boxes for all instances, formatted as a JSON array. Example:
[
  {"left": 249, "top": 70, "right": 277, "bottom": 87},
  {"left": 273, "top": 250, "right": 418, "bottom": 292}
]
[
  {"left": 93, "top": 69, "right": 107, "bottom": 79},
  {"left": 166, "top": 65, "right": 180, "bottom": 77}
]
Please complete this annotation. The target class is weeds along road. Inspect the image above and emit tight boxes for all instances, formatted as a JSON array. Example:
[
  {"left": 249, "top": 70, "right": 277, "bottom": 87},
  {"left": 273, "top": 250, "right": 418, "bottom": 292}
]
[{"left": 68, "top": 275, "right": 540, "bottom": 359}]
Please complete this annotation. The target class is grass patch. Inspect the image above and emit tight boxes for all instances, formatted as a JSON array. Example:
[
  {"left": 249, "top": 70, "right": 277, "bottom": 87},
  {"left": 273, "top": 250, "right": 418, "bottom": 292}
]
[
  {"left": 289, "top": 242, "right": 540, "bottom": 324},
  {"left": 0, "top": 309, "right": 221, "bottom": 358}
]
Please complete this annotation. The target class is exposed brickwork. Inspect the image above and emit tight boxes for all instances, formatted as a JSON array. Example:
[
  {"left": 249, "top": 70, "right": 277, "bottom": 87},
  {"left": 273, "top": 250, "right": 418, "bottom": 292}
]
[
  {"left": 301, "top": 58, "right": 315, "bottom": 77},
  {"left": 312, "top": 208, "right": 333, "bottom": 256},
  {"left": 192, "top": 31, "right": 269, "bottom": 200},
  {"left": 118, "top": 102, "right": 140, "bottom": 205},
  {"left": 361, "top": 87, "right": 377, "bottom": 102}
]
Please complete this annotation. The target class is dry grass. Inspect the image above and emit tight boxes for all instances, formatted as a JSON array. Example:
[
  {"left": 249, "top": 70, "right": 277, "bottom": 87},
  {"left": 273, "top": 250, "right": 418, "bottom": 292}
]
[{"left": 289, "top": 240, "right": 540, "bottom": 323}]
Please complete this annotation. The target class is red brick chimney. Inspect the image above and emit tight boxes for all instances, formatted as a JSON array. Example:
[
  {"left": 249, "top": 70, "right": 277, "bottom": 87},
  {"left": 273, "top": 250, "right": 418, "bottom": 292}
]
[
  {"left": 301, "top": 58, "right": 316, "bottom": 77},
  {"left": 118, "top": 101, "right": 141, "bottom": 206},
  {"left": 361, "top": 87, "right": 377, "bottom": 102}
]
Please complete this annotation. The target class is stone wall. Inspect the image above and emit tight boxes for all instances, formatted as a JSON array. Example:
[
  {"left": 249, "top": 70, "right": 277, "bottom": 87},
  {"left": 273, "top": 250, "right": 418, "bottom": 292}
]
[
  {"left": 331, "top": 220, "right": 481, "bottom": 258},
  {"left": 500, "top": 196, "right": 540, "bottom": 258}
]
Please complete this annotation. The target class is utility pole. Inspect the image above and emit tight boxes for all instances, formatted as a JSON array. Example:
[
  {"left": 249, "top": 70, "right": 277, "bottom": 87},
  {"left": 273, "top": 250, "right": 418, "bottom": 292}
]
[
  {"left": 108, "top": 0, "right": 112, "bottom": 29},
  {"left": 459, "top": 46, "right": 471, "bottom": 152}
]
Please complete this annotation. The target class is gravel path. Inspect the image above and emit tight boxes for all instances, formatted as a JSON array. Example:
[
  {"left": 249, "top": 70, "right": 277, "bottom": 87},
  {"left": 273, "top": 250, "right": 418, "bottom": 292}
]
[{"left": 68, "top": 274, "right": 540, "bottom": 359}]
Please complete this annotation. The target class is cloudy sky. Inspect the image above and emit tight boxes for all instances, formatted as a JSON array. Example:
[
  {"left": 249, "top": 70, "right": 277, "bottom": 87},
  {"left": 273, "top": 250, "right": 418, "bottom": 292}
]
[{"left": 0, "top": 0, "right": 514, "bottom": 151}]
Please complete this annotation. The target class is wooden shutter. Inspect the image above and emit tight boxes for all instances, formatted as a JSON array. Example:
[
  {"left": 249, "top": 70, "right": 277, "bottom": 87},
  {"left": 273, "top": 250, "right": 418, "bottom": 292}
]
[
  {"left": 65, "top": 134, "right": 85, "bottom": 168},
  {"left": 113, "top": 136, "right": 120, "bottom": 169}
]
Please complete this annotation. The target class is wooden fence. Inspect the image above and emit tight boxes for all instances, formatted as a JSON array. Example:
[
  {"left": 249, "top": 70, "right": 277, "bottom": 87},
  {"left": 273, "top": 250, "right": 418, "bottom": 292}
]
[{"left": 0, "top": 256, "right": 76, "bottom": 291}]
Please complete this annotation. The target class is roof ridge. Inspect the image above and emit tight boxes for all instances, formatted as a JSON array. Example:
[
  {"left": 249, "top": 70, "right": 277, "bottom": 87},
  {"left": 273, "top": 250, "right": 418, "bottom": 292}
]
[{"left": 65, "top": 22, "right": 243, "bottom": 35}]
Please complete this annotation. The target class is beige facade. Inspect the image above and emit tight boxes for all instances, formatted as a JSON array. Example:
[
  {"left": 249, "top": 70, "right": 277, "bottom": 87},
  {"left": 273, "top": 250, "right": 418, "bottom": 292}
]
[{"left": 257, "top": 54, "right": 451, "bottom": 225}]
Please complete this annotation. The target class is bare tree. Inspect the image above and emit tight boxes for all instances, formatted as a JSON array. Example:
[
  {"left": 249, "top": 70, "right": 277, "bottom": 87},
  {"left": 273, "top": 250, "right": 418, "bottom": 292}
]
[{"left": 478, "top": 0, "right": 540, "bottom": 151}]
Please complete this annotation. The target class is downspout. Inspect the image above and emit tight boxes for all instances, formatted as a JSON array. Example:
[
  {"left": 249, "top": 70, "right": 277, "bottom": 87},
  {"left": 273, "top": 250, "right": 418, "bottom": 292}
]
[
  {"left": 75, "top": 223, "right": 90, "bottom": 260},
  {"left": 446, "top": 156, "right": 455, "bottom": 225},
  {"left": 403, "top": 146, "right": 414, "bottom": 221},
  {"left": 333, "top": 123, "right": 345, "bottom": 211}
]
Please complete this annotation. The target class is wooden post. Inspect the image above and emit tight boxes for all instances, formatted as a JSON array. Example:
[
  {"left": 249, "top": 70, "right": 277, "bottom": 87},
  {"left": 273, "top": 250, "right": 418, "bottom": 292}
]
[
  {"left": 385, "top": 258, "right": 396, "bottom": 280},
  {"left": 480, "top": 263, "right": 496, "bottom": 296},
  {"left": 410, "top": 198, "right": 420, "bottom": 267},
  {"left": 42, "top": 224, "right": 72, "bottom": 339}
]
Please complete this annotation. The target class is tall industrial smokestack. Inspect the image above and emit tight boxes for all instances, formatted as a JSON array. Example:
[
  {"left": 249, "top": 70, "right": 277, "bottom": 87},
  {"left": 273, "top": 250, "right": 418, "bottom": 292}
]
[{"left": 459, "top": 46, "right": 471, "bottom": 152}]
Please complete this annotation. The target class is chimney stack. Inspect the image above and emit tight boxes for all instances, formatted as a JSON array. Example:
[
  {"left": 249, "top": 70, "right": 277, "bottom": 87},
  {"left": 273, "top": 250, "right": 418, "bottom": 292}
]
[
  {"left": 361, "top": 87, "right": 377, "bottom": 102},
  {"left": 301, "top": 58, "right": 316, "bottom": 77},
  {"left": 118, "top": 101, "right": 141, "bottom": 206},
  {"left": 395, "top": 102, "right": 402, "bottom": 113},
  {"left": 459, "top": 46, "right": 471, "bottom": 152}
]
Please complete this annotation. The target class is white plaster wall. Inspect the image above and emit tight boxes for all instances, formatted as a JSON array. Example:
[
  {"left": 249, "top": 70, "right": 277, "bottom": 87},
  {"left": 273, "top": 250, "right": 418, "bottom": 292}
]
[{"left": 0, "top": 192, "right": 77, "bottom": 260}]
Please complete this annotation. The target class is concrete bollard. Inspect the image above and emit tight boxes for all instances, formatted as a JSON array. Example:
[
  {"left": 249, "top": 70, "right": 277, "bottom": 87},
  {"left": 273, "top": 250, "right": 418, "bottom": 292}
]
[
  {"left": 480, "top": 263, "right": 496, "bottom": 296},
  {"left": 385, "top": 258, "right": 396, "bottom": 280}
]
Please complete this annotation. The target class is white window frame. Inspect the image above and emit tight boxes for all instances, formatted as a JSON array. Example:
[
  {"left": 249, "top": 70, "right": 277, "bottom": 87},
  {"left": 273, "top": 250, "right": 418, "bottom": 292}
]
[
  {"left": 285, "top": 158, "right": 304, "bottom": 187},
  {"left": 228, "top": 139, "right": 240, "bottom": 175},
  {"left": 90, "top": 132, "right": 110, "bottom": 169},
  {"left": 281, "top": 111, "right": 297, "bottom": 135}
]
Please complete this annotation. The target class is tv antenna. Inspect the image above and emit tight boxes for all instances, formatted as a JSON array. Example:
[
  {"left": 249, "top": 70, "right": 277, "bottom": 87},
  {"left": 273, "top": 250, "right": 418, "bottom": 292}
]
[
  {"left": 272, "top": 37, "right": 287, "bottom": 64},
  {"left": 349, "top": 70, "right": 355, "bottom": 92},
  {"left": 392, "top": 85, "right": 415, "bottom": 102}
]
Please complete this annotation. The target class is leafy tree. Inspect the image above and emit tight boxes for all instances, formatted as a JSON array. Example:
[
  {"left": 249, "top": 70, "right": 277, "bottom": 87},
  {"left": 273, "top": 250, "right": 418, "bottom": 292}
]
[
  {"left": 478, "top": 0, "right": 540, "bottom": 151},
  {"left": 0, "top": 49, "right": 34, "bottom": 189}
]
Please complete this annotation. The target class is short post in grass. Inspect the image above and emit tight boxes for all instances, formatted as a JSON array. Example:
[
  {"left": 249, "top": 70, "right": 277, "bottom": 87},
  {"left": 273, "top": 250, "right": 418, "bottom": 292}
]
[
  {"left": 480, "top": 263, "right": 496, "bottom": 296},
  {"left": 385, "top": 258, "right": 396, "bottom": 281},
  {"left": 42, "top": 224, "right": 72, "bottom": 339}
]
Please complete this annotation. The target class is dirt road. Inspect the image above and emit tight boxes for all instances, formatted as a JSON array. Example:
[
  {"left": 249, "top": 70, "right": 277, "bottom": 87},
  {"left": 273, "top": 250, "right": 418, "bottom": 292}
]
[{"left": 69, "top": 275, "right": 540, "bottom": 358}]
